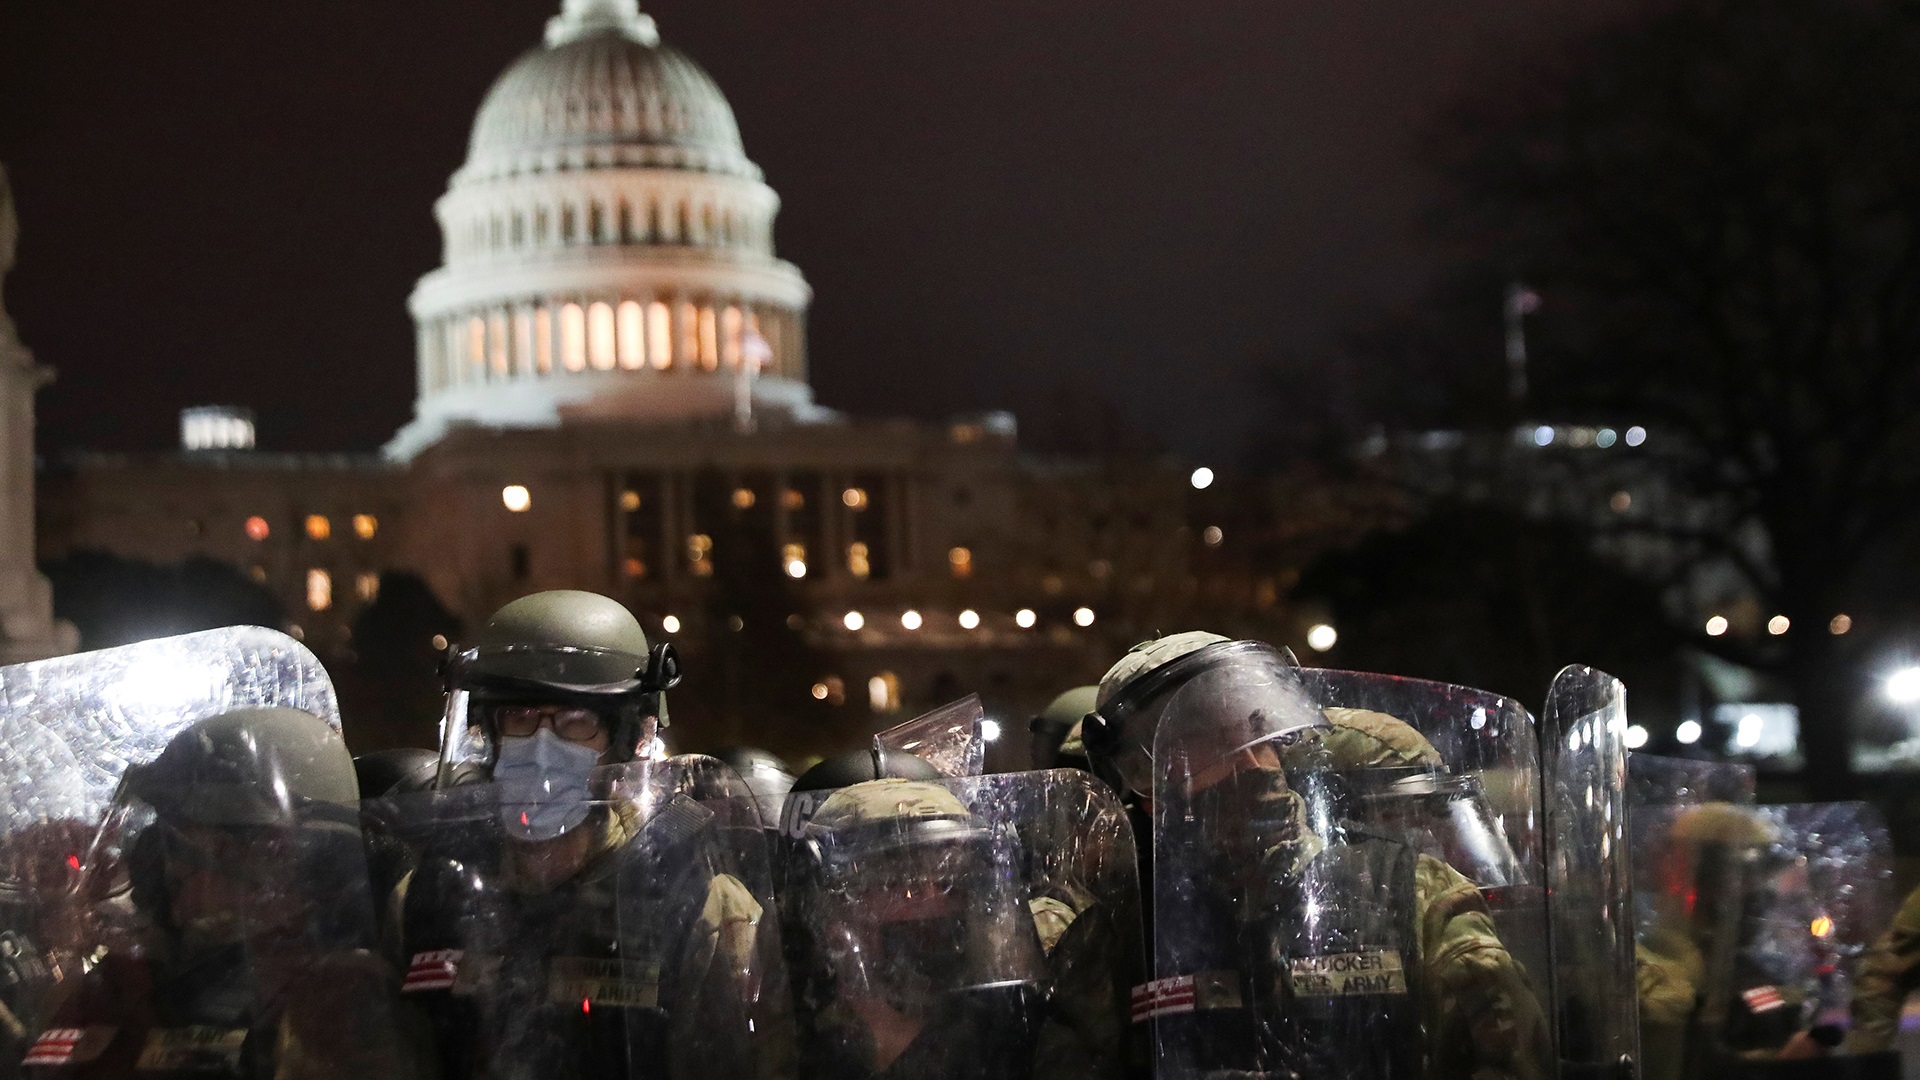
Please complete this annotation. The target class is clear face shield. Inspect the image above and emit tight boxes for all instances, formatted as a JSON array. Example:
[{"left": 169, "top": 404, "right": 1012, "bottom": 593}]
[
  {"left": 784, "top": 772, "right": 1134, "bottom": 1079},
  {"left": 385, "top": 755, "right": 797, "bottom": 1080},
  {"left": 1349, "top": 769, "right": 1529, "bottom": 892}
]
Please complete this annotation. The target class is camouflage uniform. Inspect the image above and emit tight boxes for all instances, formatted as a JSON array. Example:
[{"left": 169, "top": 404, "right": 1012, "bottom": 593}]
[
  {"left": 1285, "top": 708, "right": 1551, "bottom": 1080},
  {"left": 1089, "top": 634, "right": 1549, "bottom": 1080},
  {"left": 1846, "top": 882, "right": 1920, "bottom": 1055}
]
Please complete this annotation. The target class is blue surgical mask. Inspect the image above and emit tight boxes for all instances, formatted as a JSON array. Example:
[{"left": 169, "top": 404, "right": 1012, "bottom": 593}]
[{"left": 492, "top": 728, "right": 601, "bottom": 841}]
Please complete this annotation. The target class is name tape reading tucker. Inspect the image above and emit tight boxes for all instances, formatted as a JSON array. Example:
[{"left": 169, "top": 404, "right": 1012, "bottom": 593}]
[{"left": 1288, "top": 950, "right": 1407, "bottom": 997}]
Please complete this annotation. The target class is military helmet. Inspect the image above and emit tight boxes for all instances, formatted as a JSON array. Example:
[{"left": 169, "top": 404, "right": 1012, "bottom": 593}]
[
  {"left": 806, "top": 779, "right": 984, "bottom": 869},
  {"left": 1030, "top": 686, "right": 1097, "bottom": 769},
  {"left": 458, "top": 590, "right": 679, "bottom": 695},
  {"left": 126, "top": 707, "right": 358, "bottom": 832},
  {"left": 1085, "top": 631, "right": 1293, "bottom": 799},
  {"left": 1669, "top": 802, "right": 1776, "bottom": 849},
  {"left": 791, "top": 747, "right": 942, "bottom": 793},
  {"left": 352, "top": 747, "right": 442, "bottom": 800},
  {"left": 450, "top": 590, "right": 681, "bottom": 766}
]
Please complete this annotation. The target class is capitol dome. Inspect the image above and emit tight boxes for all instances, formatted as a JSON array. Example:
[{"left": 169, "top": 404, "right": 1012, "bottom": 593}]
[{"left": 389, "top": 0, "right": 817, "bottom": 460}]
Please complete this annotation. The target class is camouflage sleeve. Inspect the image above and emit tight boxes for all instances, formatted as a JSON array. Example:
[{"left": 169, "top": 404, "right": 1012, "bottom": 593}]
[
  {"left": 273, "top": 950, "right": 436, "bottom": 1080},
  {"left": 1414, "top": 854, "right": 1551, "bottom": 1080},
  {"left": 1844, "top": 883, "right": 1920, "bottom": 1054},
  {"left": 672, "top": 870, "right": 795, "bottom": 1080},
  {"left": 1028, "top": 897, "right": 1145, "bottom": 1080},
  {"left": 1635, "top": 932, "right": 1703, "bottom": 1080}
]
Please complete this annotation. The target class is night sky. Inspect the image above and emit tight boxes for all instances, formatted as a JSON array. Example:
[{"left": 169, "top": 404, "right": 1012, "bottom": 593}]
[{"left": 0, "top": 1, "right": 1642, "bottom": 459}]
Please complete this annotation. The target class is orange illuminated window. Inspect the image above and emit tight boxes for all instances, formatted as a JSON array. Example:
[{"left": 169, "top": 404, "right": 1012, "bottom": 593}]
[
  {"left": 948, "top": 546, "right": 973, "bottom": 579},
  {"left": 588, "top": 302, "right": 617, "bottom": 370},
  {"left": 307, "top": 569, "right": 332, "bottom": 612},
  {"left": 561, "top": 303, "right": 587, "bottom": 371},
  {"left": 244, "top": 516, "right": 270, "bottom": 541},
  {"left": 647, "top": 301, "right": 672, "bottom": 369},
  {"left": 305, "top": 515, "right": 332, "bottom": 541},
  {"left": 352, "top": 514, "right": 377, "bottom": 540},
  {"left": 617, "top": 301, "right": 645, "bottom": 370},
  {"left": 355, "top": 572, "right": 380, "bottom": 602}
]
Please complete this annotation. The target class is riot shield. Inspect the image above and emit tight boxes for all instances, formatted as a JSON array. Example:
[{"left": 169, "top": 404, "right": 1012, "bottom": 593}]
[
  {"left": 0, "top": 722, "right": 89, "bottom": 1073},
  {"left": 0, "top": 627, "right": 340, "bottom": 831},
  {"left": 1149, "top": 659, "right": 1566, "bottom": 1080},
  {"left": 782, "top": 769, "right": 1142, "bottom": 1080},
  {"left": 1541, "top": 665, "right": 1639, "bottom": 1080},
  {"left": 14, "top": 706, "right": 419, "bottom": 1078},
  {"left": 872, "top": 695, "right": 985, "bottom": 779},
  {"left": 389, "top": 754, "right": 795, "bottom": 1080},
  {"left": 1712, "top": 803, "right": 1894, "bottom": 1078},
  {"left": 1628, "top": 754, "right": 1756, "bottom": 809}
]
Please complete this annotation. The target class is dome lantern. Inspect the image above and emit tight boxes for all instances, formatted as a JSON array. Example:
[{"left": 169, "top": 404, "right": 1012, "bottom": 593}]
[{"left": 547, "top": 0, "right": 659, "bottom": 47}]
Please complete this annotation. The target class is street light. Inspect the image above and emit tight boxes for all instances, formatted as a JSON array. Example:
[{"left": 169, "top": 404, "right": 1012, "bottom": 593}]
[{"left": 1886, "top": 666, "right": 1920, "bottom": 704}]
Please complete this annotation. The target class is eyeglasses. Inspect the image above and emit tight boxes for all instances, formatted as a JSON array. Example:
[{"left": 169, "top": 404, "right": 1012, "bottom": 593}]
[{"left": 494, "top": 704, "right": 609, "bottom": 744}]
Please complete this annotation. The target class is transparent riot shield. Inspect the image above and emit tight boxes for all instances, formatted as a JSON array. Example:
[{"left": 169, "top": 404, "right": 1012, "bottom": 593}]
[
  {"left": 0, "top": 722, "right": 89, "bottom": 1072},
  {"left": 1628, "top": 754, "right": 1756, "bottom": 809},
  {"left": 1709, "top": 803, "right": 1894, "bottom": 1078},
  {"left": 16, "top": 706, "right": 419, "bottom": 1078},
  {"left": 872, "top": 695, "right": 985, "bottom": 779},
  {"left": 782, "top": 769, "right": 1142, "bottom": 1080},
  {"left": 0, "top": 627, "right": 340, "bottom": 830},
  {"left": 388, "top": 754, "right": 795, "bottom": 1080},
  {"left": 1541, "top": 665, "right": 1639, "bottom": 1080}
]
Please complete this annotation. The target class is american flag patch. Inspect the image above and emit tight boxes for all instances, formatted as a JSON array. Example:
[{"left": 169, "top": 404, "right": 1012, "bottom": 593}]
[
  {"left": 403, "top": 949, "right": 463, "bottom": 992},
  {"left": 23, "top": 1029, "right": 84, "bottom": 1066},
  {"left": 1131, "top": 976, "right": 1198, "bottom": 1023},
  {"left": 1742, "top": 985, "right": 1786, "bottom": 1013}
]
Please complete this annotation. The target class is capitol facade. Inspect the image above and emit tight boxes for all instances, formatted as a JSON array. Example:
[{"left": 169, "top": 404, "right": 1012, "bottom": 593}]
[{"left": 34, "top": 0, "right": 1302, "bottom": 757}]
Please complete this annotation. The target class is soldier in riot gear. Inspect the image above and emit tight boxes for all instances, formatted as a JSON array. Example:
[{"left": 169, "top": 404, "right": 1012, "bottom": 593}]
[
  {"left": 394, "top": 589, "right": 792, "bottom": 1080},
  {"left": 23, "top": 706, "right": 422, "bottom": 1079},
  {"left": 1086, "top": 632, "right": 1553, "bottom": 1080},
  {"left": 711, "top": 748, "right": 797, "bottom": 831}
]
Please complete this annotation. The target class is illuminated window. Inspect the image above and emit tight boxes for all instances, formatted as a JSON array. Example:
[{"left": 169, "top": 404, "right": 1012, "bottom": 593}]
[
  {"left": 687, "top": 534, "right": 713, "bottom": 577},
  {"left": 847, "top": 542, "right": 871, "bottom": 579},
  {"left": 842, "top": 487, "right": 869, "bottom": 510},
  {"left": 1831, "top": 614, "right": 1853, "bottom": 635},
  {"left": 248, "top": 564, "right": 267, "bottom": 583},
  {"left": 535, "top": 306, "right": 554, "bottom": 373},
  {"left": 560, "top": 303, "right": 587, "bottom": 371},
  {"left": 307, "top": 569, "right": 332, "bottom": 612},
  {"left": 588, "top": 302, "right": 617, "bottom": 370},
  {"left": 783, "top": 543, "right": 807, "bottom": 579},
  {"left": 352, "top": 514, "right": 377, "bottom": 540},
  {"left": 782, "top": 488, "right": 805, "bottom": 510},
  {"left": 467, "top": 317, "right": 485, "bottom": 368},
  {"left": 244, "top": 516, "right": 270, "bottom": 541},
  {"left": 679, "top": 302, "right": 699, "bottom": 365},
  {"left": 305, "top": 515, "right": 332, "bottom": 541},
  {"left": 948, "top": 546, "right": 973, "bottom": 579},
  {"left": 814, "top": 676, "right": 846, "bottom": 706},
  {"left": 731, "top": 487, "right": 756, "bottom": 510},
  {"left": 698, "top": 306, "right": 719, "bottom": 370},
  {"left": 355, "top": 572, "right": 380, "bottom": 602},
  {"left": 722, "top": 306, "right": 743, "bottom": 367},
  {"left": 1202, "top": 526, "right": 1224, "bottom": 547},
  {"left": 619, "top": 489, "right": 642, "bottom": 512},
  {"left": 502, "top": 485, "right": 532, "bottom": 512},
  {"left": 648, "top": 301, "right": 672, "bottom": 369},
  {"left": 624, "top": 557, "right": 647, "bottom": 579},
  {"left": 489, "top": 311, "right": 509, "bottom": 375},
  {"left": 868, "top": 672, "right": 902, "bottom": 714},
  {"left": 617, "top": 301, "right": 645, "bottom": 370}
]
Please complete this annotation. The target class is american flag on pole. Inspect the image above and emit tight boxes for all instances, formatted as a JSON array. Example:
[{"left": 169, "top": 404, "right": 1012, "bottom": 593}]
[
  {"left": 403, "top": 949, "right": 464, "bottom": 993},
  {"left": 1741, "top": 985, "right": 1786, "bottom": 1013},
  {"left": 1130, "top": 976, "right": 1198, "bottom": 1022},
  {"left": 23, "top": 1029, "right": 84, "bottom": 1066},
  {"left": 741, "top": 326, "right": 772, "bottom": 372}
]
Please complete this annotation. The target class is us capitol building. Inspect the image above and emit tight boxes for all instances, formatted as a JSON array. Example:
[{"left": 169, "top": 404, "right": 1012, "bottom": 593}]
[{"left": 30, "top": 0, "right": 1322, "bottom": 755}]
